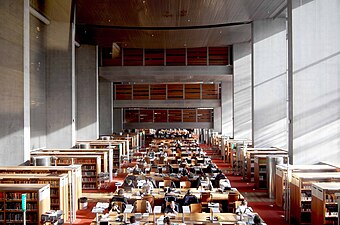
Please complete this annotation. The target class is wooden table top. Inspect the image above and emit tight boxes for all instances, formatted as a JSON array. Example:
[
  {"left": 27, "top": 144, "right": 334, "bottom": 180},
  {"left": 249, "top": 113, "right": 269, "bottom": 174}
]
[
  {"left": 83, "top": 188, "right": 244, "bottom": 202},
  {"left": 91, "top": 212, "right": 239, "bottom": 225}
]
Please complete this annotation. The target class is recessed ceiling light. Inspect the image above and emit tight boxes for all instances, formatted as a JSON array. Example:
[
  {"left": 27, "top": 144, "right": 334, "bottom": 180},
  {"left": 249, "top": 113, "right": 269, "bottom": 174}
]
[
  {"left": 151, "top": 34, "right": 154, "bottom": 37},
  {"left": 108, "top": 19, "right": 111, "bottom": 22},
  {"left": 143, "top": 0, "right": 146, "bottom": 4},
  {"left": 187, "top": 19, "right": 190, "bottom": 22},
  {"left": 184, "top": 43, "right": 187, "bottom": 47}
]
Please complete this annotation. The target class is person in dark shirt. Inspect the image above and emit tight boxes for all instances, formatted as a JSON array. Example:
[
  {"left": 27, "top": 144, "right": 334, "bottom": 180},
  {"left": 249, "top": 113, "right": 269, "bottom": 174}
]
[
  {"left": 164, "top": 201, "right": 178, "bottom": 214},
  {"left": 253, "top": 215, "right": 262, "bottom": 225},
  {"left": 183, "top": 190, "right": 199, "bottom": 206},
  {"left": 108, "top": 189, "right": 128, "bottom": 212},
  {"left": 214, "top": 169, "right": 226, "bottom": 187}
]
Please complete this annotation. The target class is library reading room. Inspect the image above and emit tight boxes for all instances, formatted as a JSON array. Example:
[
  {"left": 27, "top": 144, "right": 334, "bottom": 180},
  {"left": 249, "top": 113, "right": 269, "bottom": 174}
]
[{"left": 0, "top": 0, "right": 340, "bottom": 225}]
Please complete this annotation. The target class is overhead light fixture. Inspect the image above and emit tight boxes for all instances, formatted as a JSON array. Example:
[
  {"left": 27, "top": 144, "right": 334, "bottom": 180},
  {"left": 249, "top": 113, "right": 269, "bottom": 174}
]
[{"left": 112, "top": 43, "right": 120, "bottom": 58}]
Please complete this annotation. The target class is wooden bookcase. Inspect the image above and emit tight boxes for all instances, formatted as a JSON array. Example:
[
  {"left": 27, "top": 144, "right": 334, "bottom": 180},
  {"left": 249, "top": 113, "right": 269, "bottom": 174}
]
[
  {"left": 245, "top": 149, "right": 287, "bottom": 181},
  {"left": 0, "top": 165, "right": 82, "bottom": 221},
  {"left": 0, "top": 174, "right": 69, "bottom": 221},
  {"left": 31, "top": 151, "right": 108, "bottom": 175},
  {"left": 290, "top": 172, "right": 340, "bottom": 225},
  {"left": 275, "top": 165, "right": 338, "bottom": 208},
  {"left": 311, "top": 182, "right": 340, "bottom": 225},
  {"left": 33, "top": 148, "right": 114, "bottom": 181},
  {"left": 0, "top": 183, "right": 50, "bottom": 224},
  {"left": 254, "top": 154, "right": 287, "bottom": 189},
  {"left": 50, "top": 155, "right": 101, "bottom": 190}
]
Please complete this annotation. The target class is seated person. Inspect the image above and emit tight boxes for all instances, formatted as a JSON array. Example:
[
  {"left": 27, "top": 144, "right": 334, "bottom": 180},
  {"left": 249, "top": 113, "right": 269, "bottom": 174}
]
[
  {"left": 132, "top": 164, "right": 142, "bottom": 175},
  {"left": 235, "top": 200, "right": 253, "bottom": 215},
  {"left": 253, "top": 215, "right": 262, "bottom": 225},
  {"left": 123, "top": 178, "right": 135, "bottom": 190},
  {"left": 163, "top": 216, "right": 171, "bottom": 225},
  {"left": 108, "top": 189, "right": 128, "bottom": 211},
  {"left": 214, "top": 170, "right": 226, "bottom": 187},
  {"left": 196, "top": 174, "right": 213, "bottom": 190},
  {"left": 183, "top": 190, "right": 199, "bottom": 206},
  {"left": 164, "top": 201, "right": 178, "bottom": 215},
  {"left": 129, "top": 216, "right": 139, "bottom": 225}
]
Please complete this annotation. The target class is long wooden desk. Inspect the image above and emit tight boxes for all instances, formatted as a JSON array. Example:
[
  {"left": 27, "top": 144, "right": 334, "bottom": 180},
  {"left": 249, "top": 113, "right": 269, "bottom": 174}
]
[{"left": 91, "top": 212, "right": 240, "bottom": 225}]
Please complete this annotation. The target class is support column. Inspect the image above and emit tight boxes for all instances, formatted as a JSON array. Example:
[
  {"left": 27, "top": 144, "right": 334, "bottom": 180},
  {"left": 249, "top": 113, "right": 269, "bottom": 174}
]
[
  {"left": 221, "top": 78, "right": 233, "bottom": 136},
  {"left": 291, "top": 0, "right": 340, "bottom": 164},
  {"left": 99, "top": 78, "right": 113, "bottom": 135},
  {"left": 233, "top": 42, "right": 252, "bottom": 140},
  {"left": 76, "top": 45, "right": 98, "bottom": 140},
  {"left": 252, "top": 19, "right": 287, "bottom": 148}
]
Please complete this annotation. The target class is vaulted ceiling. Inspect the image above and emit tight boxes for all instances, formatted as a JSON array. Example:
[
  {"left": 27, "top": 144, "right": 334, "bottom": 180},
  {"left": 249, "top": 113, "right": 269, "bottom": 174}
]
[{"left": 75, "top": 0, "right": 287, "bottom": 49}]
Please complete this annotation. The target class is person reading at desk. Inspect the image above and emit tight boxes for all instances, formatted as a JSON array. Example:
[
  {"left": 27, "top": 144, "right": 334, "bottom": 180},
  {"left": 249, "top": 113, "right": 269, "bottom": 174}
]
[
  {"left": 129, "top": 216, "right": 139, "bottom": 225},
  {"left": 163, "top": 216, "right": 171, "bottom": 225},
  {"left": 253, "top": 215, "right": 262, "bottom": 225},
  {"left": 235, "top": 200, "right": 253, "bottom": 215},
  {"left": 164, "top": 201, "right": 178, "bottom": 215},
  {"left": 183, "top": 190, "right": 199, "bottom": 206},
  {"left": 108, "top": 189, "right": 128, "bottom": 212}
]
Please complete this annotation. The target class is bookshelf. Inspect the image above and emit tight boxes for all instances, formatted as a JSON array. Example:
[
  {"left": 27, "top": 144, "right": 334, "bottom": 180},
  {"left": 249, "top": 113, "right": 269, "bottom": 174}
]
[
  {"left": 51, "top": 155, "right": 101, "bottom": 190},
  {"left": 253, "top": 155, "right": 287, "bottom": 190},
  {"left": 245, "top": 149, "right": 287, "bottom": 182},
  {"left": 31, "top": 150, "right": 111, "bottom": 181},
  {"left": 290, "top": 172, "right": 340, "bottom": 224},
  {"left": 0, "top": 183, "right": 50, "bottom": 224},
  {"left": 0, "top": 174, "right": 68, "bottom": 221},
  {"left": 275, "top": 165, "right": 338, "bottom": 208},
  {"left": 0, "top": 165, "right": 81, "bottom": 222},
  {"left": 311, "top": 182, "right": 340, "bottom": 225}
]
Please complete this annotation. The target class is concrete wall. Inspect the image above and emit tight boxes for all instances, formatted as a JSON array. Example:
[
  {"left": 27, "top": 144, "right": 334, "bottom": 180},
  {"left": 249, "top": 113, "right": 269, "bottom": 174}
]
[
  {"left": 252, "top": 19, "right": 287, "bottom": 148},
  {"left": 221, "top": 79, "right": 233, "bottom": 136},
  {"left": 0, "top": 0, "right": 25, "bottom": 165},
  {"left": 292, "top": 0, "right": 340, "bottom": 164},
  {"left": 76, "top": 45, "right": 98, "bottom": 140},
  {"left": 113, "top": 108, "right": 123, "bottom": 133},
  {"left": 45, "top": 1, "right": 73, "bottom": 148},
  {"left": 99, "top": 78, "right": 112, "bottom": 135},
  {"left": 30, "top": 14, "right": 46, "bottom": 150},
  {"left": 233, "top": 42, "right": 252, "bottom": 140}
]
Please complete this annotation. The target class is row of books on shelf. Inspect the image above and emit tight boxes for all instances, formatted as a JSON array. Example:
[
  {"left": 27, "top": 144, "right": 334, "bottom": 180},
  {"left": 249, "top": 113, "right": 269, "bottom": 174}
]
[
  {"left": 57, "top": 159, "right": 96, "bottom": 164},
  {"left": 1, "top": 213, "right": 38, "bottom": 222},
  {"left": 0, "top": 192, "right": 38, "bottom": 200},
  {"left": 82, "top": 184, "right": 96, "bottom": 189},
  {"left": 4, "top": 202, "right": 37, "bottom": 210},
  {"left": 83, "top": 165, "right": 96, "bottom": 170},
  {"left": 82, "top": 172, "right": 96, "bottom": 177}
]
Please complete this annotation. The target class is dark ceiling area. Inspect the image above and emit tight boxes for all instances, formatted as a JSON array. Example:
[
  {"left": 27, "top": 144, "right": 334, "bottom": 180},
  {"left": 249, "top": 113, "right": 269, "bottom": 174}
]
[{"left": 75, "top": 0, "right": 287, "bottom": 49}]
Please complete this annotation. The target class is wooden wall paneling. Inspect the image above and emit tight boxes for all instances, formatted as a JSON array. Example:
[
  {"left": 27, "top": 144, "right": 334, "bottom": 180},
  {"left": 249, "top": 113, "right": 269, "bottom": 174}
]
[
  {"left": 187, "top": 47, "right": 207, "bottom": 65},
  {"left": 166, "top": 49, "right": 186, "bottom": 66},
  {"left": 168, "top": 109, "right": 182, "bottom": 122},
  {"left": 123, "top": 48, "right": 143, "bottom": 66},
  {"left": 154, "top": 109, "right": 167, "bottom": 122},
  {"left": 133, "top": 84, "right": 150, "bottom": 100},
  {"left": 124, "top": 109, "right": 139, "bottom": 123},
  {"left": 184, "top": 84, "right": 201, "bottom": 99},
  {"left": 145, "top": 49, "right": 164, "bottom": 66},
  {"left": 150, "top": 84, "right": 166, "bottom": 100},
  {"left": 115, "top": 84, "right": 132, "bottom": 100},
  {"left": 183, "top": 109, "right": 197, "bottom": 122},
  {"left": 101, "top": 47, "right": 122, "bottom": 66},
  {"left": 167, "top": 84, "right": 184, "bottom": 99},
  {"left": 208, "top": 47, "right": 229, "bottom": 65},
  {"left": 197, "top": 109, "right": 212, "bottom": 122},
  {"left": 202, "top": 84, "right": 219, "bottom": 99},
  {"left": 139, "top": 109, "right": 153, "bottom": 122}
]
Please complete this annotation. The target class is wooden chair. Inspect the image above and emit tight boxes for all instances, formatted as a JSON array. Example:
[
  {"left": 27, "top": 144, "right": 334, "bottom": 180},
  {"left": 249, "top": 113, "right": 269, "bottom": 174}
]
[
  {"left": 164, "top": 179, "right": 173, "bottom": 188},
  {"left": 144, "top": 156, "right": 151, "bottom": 164},
  {"left": 227, "top": 192, "right": 239, "bottom": 213},
  {"left": 134, "top": 200, "right": 150, "bottom": 213},
  {"left": 142, "top": 194, "right": 154, "bottom": 208},
  {"left": 190, "top": 203, "right": 202, "bottom": 213},
  {"left": 180, "top": 181, "right": 191, "bottom": 188},
  {"left": 200, "top": 192, "right": 212, "bottom": 209}
]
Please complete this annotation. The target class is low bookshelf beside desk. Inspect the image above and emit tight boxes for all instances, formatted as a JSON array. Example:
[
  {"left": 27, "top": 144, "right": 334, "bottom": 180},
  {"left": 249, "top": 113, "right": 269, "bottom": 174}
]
[
  {"left": 290, "top": 172, "right": 340, "bottom": 225},
  {"left": 0, "top": 183, "right": 50, "bottom": 224},
  {"left": 0, "top": 174, "right": 69, "bottom": 221},
  {"left": 311, "top": 182, "right": 340, "bottom": 225},
  {"left": 275, "top": 164, "right": 338, "bottom": 208}
]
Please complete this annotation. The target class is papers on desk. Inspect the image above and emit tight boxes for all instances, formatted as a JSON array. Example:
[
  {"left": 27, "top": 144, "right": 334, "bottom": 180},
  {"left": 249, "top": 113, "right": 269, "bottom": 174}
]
[
  {"left": 92, "top": 202, "right": 109, "bottom": 213},
  {"left": 154, "top": 206, "right": 162, "bottom": 214},
  {"left": 124, "top": 204, "right": 134, "bottom": 213},
  {"left": 182, "top": 206, "right": 190, "bottom": 213}
]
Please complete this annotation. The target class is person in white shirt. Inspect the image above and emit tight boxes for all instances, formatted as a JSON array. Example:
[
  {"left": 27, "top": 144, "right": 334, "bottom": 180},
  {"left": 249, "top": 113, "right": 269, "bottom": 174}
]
[{"left": 235, "top": 200, "right": 253, "bottom": 215}]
